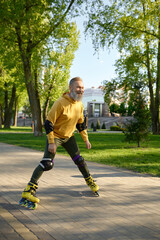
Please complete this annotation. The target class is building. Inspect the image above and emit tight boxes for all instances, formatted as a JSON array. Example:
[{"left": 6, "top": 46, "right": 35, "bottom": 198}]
[{"left": 82, "top": 87, "right": 109, "bottom": 117}]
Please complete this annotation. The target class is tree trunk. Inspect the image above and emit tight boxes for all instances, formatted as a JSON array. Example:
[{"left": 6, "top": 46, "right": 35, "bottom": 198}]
[
  {"left": 42, "top": 77, "right": 56, "bottom": 123},
  {"left": 23, "top": 55, "right": 42, "bottom": 136},
  {"left": 0, "top": 104, "right": 4, "bottom": 126},
  {"left": 42, "top": 84, "right": 53, "bottom": 123},
  {"left": 4, "top": 82, "right": 8, "bottom": 126},
  {"left": 145, "top": 41, "right": 156, "bottom": 133},
  {"left": 4, "top": 83, "right": 16, "bottom": 128},
  {"left": 154, "top": 20, "right": 160, "bottom": 134},
  {"left": 143, "top": 1, "right": 158, "bottom": 134},
  {"left": 34, "top": 69, "right": 43, "bottom": 135},
  {"left": 13, "top": 97, "right": 18, "bottom": 127},
  {"left": 43, "top": 97, "right": 50, "bottom": 123},
  {"left": 16, "top": 26, "right": 43, "bottom": 136},
  {"left": 0, "top": 104, "right": 2, "bottom": 128}
]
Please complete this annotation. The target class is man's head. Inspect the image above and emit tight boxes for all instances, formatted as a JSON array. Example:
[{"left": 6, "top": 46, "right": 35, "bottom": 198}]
[{"left": 69, "top": 77, "right": 84, "bottom": 101}]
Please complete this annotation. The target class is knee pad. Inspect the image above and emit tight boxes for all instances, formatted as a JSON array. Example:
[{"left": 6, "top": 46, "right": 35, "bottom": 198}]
[
  {"left": 72, "top": 155, "right": 85, "bottom": 167},
  {"left": 40, "top": 158, "right": 54, "bottom": 171}
]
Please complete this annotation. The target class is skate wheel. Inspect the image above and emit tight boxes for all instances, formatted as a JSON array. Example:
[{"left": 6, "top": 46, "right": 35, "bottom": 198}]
[
  {"left": 94, "top": 191, "right": 99, "bottom": 197},
  {"left": 19, "top": 198, "right": 28, "bottom": 207},
  {"left": 27, "top": 201, "right": 38, "bottom": 210}
]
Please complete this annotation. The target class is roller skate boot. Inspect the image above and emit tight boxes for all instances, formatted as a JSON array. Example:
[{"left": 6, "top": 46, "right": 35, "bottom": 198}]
[
  {"left": 85, "top": 175, "right": 99, "bottom": 196},
  {"left": 19, "top": 182, "right": 39, "bottom": 210}
]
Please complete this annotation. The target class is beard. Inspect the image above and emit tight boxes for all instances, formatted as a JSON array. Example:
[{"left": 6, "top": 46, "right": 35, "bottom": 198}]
[{"left": 70, "top": 89, "right": 83, "bottom": 101}]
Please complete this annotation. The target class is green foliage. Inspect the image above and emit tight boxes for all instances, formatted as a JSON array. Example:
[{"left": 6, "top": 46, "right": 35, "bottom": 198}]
[
  {"left": 22, "top": 101, "right": 32, "bottom": 118},
  {"left": 127, "top": 101, "right": 135, "bottom": 116},
  {"left": 103, "top": 80, "right": 118, "bottom": 105},
  {"left": 123, "top": 93, "right": 151, "bottom": 147},
  {"left": 118, "top": 102, "right": 126, "bottom": 116},
  {"left": 96, "top": 119, "right": 100, "bottom": 129},
  {"left": 101, "top": 123, "right": 106, "bottom": 129},
  {"left": 91, "top": 122, "right": 95, "bottom": 129},
  {"left": 109, "top": 103, "right": 119, "bottom": 113},
  {"left": 86, "top": 0, "right": 160, "bottom": 134},
  {"left": 110, "top": 125, "right": 121, "bottom": 131},
  {"left": 0, "top": 0, "right": 82, "bottom": 130}
]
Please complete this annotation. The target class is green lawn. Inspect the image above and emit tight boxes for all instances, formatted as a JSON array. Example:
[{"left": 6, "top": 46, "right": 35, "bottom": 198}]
[
  {"left": 0, "top": 126, "right": 33, "bottom": 132},
  {"left": 0, "top": 127, "right": 160, "bottom": 177}
]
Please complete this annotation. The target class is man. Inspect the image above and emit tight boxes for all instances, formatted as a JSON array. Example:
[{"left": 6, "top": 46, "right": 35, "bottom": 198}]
[{"left": 20, "top": 77, "right": 99, "bottom": 208}]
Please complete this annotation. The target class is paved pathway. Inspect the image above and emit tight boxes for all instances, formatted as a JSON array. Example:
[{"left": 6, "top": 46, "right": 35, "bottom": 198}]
[{"left": 0, "top": 142, "right": 160, "bottom": 240}]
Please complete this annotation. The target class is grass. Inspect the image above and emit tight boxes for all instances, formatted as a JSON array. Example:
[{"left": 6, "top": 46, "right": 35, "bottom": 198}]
[
  {"left": 0, "top": 126, "right": 33, "bottom": 132},
  {"left": 0, "top": 127, "right": 160, "bottom": 177}
]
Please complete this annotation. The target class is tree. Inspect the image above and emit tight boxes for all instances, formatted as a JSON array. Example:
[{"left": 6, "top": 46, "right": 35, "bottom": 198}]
[
  {"left": 127, "top": 101, "right": 135, "bottom": 116},
  {"left": 123, "top": 91, "right": 151, "bottom": 147},
  {"left": 109, "top": 103, "right": 119, "bottom": 113},
  {"left": 0, "top": 0, "right": 83, "bottom": 136},
  {"left": 101, "top": 122, "right": 106, "bottom": 129},
  {"left": 0, "top": 57, "right": 27, "bottom": 128},
  {"left": 118, "top": 102, "right": 126, "bottom": 116},
  {"left": 103, "top": 80, "right": 120, "bottom": 105},
  {"left": 0, "top": 65, "right": 17, "bottom": 128},
  {"left": 96, "top": 119, "right": 101, "bottom": 129},
  {"left": 86, "top": 0, "right": 160, "bottom": 134}
]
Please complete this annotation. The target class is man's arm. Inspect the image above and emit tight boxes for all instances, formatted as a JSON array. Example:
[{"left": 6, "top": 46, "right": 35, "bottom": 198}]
[
  {"left": 44, "top": 120, "right": 57, "bottom": 153},
  {"left": 44, "top": 101, "right": 62, "bottom": 144},
  {"left": 44, "top": 101, "right": 62, "bottom": 153},
  {"left": 44, "top": 119, "right": 54, "bottom": 143},
  {"left": 76, "top": 105, "right": 91, "bottom": 148}
]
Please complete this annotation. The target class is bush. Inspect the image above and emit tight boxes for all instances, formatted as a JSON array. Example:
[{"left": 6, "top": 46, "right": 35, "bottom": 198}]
[
  {"left": 96, "top": 119, "right": 101, "bottom": 129},
  {"left": 110, "top": 125, "right": 122, "bottom": 131},
  {"left": 91, "top": 122, "right": 94, "bottom": 129},
  {"left": 101, "top": 123, "right": 106, "bottom": 129}
]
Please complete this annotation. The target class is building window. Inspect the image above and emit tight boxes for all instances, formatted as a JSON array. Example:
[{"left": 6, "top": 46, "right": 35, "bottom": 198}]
[{"left": 94, "top": 103, "right": 100, "bottom": 117}]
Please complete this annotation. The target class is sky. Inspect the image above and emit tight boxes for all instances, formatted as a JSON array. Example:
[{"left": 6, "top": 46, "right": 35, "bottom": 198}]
[{"left": 69, "top": 17, "right": 118, "bottom": 89}]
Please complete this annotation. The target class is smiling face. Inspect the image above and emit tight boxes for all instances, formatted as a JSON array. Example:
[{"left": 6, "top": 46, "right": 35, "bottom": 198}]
[{"left": 69, "top": 79, "right": 84, "bottom": 101}]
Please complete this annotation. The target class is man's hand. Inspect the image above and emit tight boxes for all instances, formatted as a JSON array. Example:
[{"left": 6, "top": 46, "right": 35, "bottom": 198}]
[
  {"left": 48, "top": 143, "right": 57, "bottom": 154},
  {"left": 85, "top": 140, "right": 91, "bottom": 149}
]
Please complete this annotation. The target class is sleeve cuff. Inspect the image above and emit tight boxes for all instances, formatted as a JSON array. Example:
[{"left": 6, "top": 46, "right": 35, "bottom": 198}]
[
  {"left": 80, "top": 129, "right": 89, "bottom": 142},
  {"left": 47, "top": 132, "right": 55, "bottom": 144}
]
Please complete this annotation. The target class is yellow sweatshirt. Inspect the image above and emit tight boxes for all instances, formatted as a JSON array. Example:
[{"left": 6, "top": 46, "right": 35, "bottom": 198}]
[{"left": 47, "top": 93, "right": 88, "bottom": 144}]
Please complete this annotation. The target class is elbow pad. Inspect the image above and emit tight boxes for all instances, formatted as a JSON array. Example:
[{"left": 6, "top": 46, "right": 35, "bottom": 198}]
[
  {"left": 76, "top": 122, "right": 87, "bottom": 132},
  {"left": 44, "top": 120, "right": 54, "bottom": 134}
]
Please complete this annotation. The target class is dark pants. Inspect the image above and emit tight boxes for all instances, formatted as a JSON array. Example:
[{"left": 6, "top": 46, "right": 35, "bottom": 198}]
[{"left": 30, "top": 136, "right": 90, "bottom": 184}]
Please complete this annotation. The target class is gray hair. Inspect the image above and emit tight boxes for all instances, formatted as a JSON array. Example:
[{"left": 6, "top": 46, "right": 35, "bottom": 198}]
[{"left": 69, "top": 77, "right": 83, "bottom": 87}]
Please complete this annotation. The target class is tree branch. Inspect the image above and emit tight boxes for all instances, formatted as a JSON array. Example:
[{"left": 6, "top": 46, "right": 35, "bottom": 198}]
[
  {"left": 31, "top": 0, "right": 76, "bottom": 50},
  {"left": 123, "top": 23, "right": 159, "bottom": 40}
]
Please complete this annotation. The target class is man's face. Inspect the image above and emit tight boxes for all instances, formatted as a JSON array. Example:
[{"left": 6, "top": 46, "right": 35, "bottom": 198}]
[{"left": 70, "top": 80, "right": 84, "bottom": 101}]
